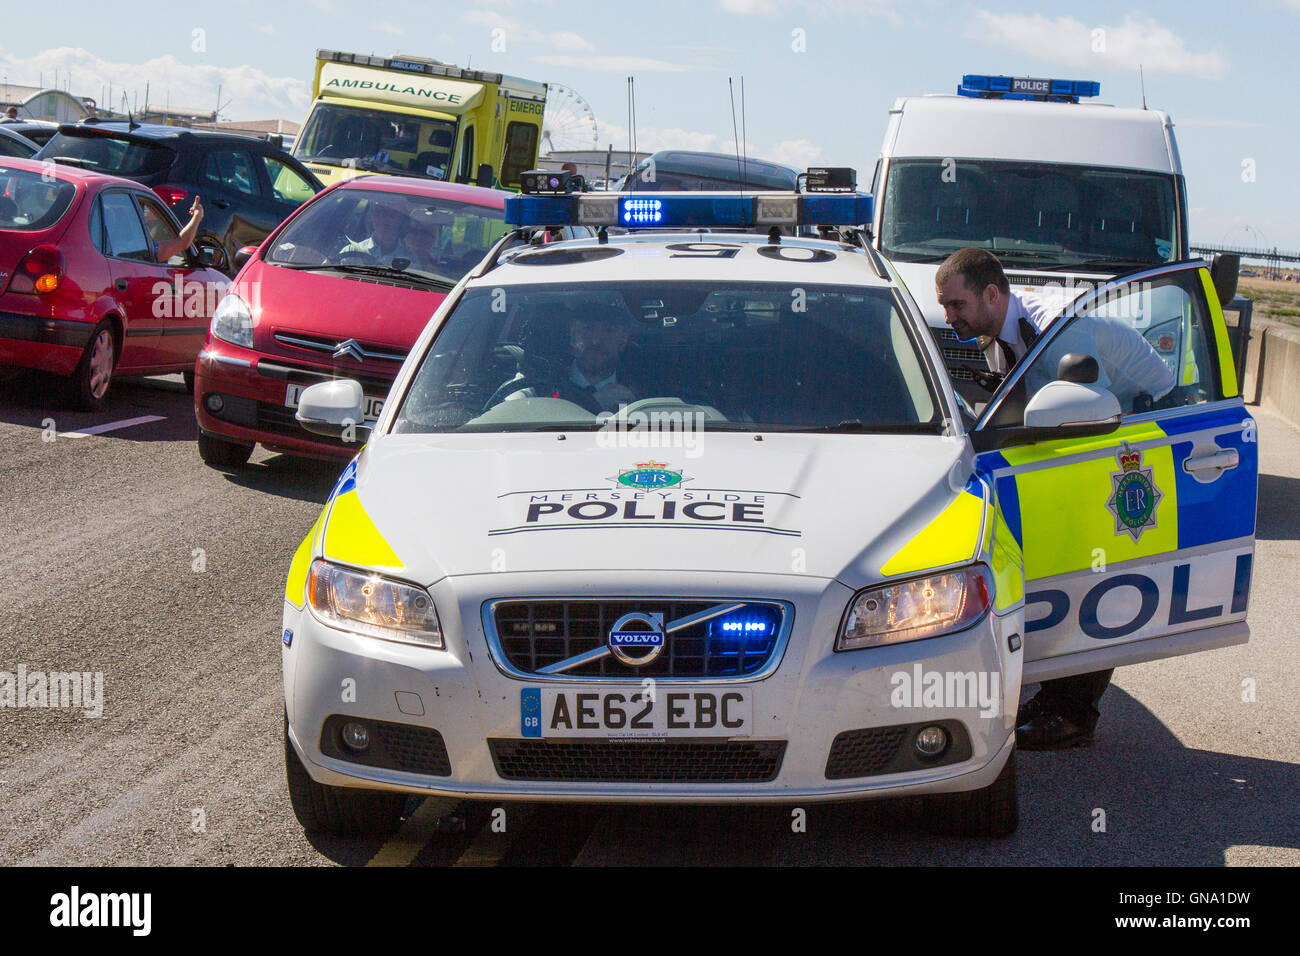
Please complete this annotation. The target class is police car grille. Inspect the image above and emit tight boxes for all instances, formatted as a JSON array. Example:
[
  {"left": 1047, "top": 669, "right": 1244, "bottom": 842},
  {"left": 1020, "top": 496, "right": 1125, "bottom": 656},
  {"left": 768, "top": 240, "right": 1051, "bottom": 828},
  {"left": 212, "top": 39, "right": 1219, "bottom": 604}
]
[
  {"left": 491, "top": 600, "right": 785, "bottom": 679},
  {"left": 489, "top": 739, "right": 786, "bottom": 782}
]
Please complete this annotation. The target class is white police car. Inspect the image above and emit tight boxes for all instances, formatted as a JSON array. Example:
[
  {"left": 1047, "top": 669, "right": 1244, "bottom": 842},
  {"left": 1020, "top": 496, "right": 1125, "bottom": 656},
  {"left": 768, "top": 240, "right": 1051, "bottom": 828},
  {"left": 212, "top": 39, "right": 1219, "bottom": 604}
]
[{"left": 279, "top": 171, "right": 1256, "bottom": 839}]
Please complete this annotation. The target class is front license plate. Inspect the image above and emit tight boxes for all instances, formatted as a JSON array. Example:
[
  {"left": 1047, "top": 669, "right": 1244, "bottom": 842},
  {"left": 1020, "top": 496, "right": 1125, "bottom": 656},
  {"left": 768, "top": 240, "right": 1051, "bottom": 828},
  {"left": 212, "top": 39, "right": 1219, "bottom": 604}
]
[
  {"left": 284, "top": 384, "right": 384, "bottom": 422},
  {"left": 521, "top": 687, "right": 751, "bottom": 739}
]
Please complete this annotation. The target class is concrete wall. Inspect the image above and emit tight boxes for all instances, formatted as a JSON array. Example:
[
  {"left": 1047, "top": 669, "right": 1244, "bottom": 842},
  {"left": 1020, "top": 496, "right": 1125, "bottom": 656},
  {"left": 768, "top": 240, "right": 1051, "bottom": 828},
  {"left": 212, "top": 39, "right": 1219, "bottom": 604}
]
[{"left": 1238, "top": 316, "right": 1300, "bottom": 428}]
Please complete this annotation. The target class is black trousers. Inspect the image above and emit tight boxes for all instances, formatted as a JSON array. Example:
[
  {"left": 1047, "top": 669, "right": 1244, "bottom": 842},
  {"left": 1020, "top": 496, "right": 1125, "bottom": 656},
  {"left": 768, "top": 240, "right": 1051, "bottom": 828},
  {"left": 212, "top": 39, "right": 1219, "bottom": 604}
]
[{"left": 1032, "top": 669, "right": 1114, "bottom": 729}]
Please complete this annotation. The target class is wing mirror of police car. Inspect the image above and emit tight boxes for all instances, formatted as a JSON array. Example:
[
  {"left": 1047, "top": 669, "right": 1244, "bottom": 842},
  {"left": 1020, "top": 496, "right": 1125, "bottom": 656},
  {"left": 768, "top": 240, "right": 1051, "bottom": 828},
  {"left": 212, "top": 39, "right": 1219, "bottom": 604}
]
[
  {"left": 1210, "top": 253, "right": 1240, "bottom": 308},
  {"left": 295, "top": 379, "right": 372, "bottom": 441},
  {"left": 972, "top": 380, "right": 1121, "bottom": 452},
  {"left": 1023, "top": 380, "right": 1122, "bottom": 434}
]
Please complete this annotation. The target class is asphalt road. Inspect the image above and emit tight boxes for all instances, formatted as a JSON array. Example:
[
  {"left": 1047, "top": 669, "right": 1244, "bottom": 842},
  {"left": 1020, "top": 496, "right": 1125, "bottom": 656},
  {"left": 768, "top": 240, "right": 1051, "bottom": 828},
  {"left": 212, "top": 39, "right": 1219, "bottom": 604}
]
[{"left": 1, "top": 369, "right": 1296, "bottom": 866}]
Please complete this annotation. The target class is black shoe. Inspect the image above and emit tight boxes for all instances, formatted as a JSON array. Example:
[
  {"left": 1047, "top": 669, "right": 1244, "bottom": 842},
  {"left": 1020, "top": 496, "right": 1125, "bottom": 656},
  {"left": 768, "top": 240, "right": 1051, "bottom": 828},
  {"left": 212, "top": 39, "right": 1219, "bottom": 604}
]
[
  {"left": 1015, "top": 712, "right": 1095, "bottom": 750},
  {"left": 1015, "top": 693, "right": 1049, "bottom": 726}
]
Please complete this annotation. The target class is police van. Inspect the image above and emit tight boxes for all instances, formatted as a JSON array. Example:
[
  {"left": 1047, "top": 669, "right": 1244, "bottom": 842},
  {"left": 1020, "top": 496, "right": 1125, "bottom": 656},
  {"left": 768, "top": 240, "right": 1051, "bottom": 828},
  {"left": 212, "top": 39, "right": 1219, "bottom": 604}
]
[
  {"left": 277, "top": 170, "right": 1256, "bottom": 839},
  {"left": 871, "top": 73, "right": 1211, "bottom": 396}
]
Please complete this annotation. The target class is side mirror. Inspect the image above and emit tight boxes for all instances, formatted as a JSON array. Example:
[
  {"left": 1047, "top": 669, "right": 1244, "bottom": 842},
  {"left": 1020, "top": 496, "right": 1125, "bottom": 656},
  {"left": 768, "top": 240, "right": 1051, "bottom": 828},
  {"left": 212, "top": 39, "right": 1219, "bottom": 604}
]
[
  {"left": 971, "top": 380, "right": 1121, "bottom": 452},
  {"left": 295, "top": 379, "right": 371, "bottom": 439},
  {"left": 1210, "top": 253, "right": 1240, "bottom": 308},
  {"left": 476, "top": 163, "right": 494, "bottom": 189},
  {"left": 1024, "top": 380, "right": 1121, "bottom": 430},
  {"left": 234, "top": 245, "right": 258, "bottom": 270}
]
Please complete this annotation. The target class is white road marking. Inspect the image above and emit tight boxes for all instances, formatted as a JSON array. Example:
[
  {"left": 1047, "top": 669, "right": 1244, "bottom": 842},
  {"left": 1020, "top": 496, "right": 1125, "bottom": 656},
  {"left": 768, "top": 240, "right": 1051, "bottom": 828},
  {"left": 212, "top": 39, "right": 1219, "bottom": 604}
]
[
  {"left": 365, "top": 797, "right": 459, "bottom": 868},
  {"left": 60, "top": 415, "right": 166, "bottom": 439},
  {"left": 453, "top": 804, "right": 536, "bottom": 867}
]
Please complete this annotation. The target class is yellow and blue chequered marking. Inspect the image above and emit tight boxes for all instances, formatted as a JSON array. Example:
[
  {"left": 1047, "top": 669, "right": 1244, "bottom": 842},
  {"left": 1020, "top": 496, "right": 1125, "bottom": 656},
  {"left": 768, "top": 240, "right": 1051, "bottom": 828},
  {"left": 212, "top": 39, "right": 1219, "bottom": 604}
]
[{"left": 283, "top": 460, "right": 406, "bottom": 607}]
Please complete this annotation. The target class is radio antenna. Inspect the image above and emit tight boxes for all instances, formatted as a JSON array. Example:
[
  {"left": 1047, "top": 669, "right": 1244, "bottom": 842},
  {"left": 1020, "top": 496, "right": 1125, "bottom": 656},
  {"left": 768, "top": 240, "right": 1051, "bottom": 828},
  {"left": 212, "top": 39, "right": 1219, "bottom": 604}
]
[
  {"left": 1139, "top": 64, "right": 1147, "bottom": 109},
  {"left": 728, "top": 77, "right": 743, "bottom": 193},
  {"left": 741, "top": 76, "right": 749, "bottom": 189}
]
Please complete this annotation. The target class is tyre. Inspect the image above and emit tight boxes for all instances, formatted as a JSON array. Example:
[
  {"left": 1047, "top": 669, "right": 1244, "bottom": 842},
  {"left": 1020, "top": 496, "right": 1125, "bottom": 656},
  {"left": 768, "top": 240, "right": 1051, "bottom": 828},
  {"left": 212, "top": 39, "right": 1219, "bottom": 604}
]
[
  {"left": 197, "top": 430, "right": 254, "bottom": 469},
  {"left": 284, "top": 713, "right": 406, "bottom": 838},
  {"left": 182, "top": 368, "right": 196, "bottom": 394},
  {"left": 67, "top": 320, "right": 117, "bottom": 411},
  {"left": 921, "top": 746, "right": 1019, "bottom": 838}
]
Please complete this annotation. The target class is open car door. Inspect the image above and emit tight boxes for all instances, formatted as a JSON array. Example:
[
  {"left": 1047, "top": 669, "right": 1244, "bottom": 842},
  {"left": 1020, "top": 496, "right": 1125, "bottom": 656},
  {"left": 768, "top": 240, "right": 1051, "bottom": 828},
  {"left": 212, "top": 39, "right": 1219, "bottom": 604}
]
[{"left": 973, "top": 260, "right": 1256, "bottom": 682}]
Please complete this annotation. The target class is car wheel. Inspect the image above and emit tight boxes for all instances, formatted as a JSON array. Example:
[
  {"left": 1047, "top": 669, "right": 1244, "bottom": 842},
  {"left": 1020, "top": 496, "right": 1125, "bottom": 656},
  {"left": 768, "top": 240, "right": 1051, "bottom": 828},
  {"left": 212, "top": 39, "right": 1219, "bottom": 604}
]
[
  {"left": 921, "top": 746, "right": 1019, "bottom": 838},
  {"left": 67, "top": 321, "right": 117, "bottom": 411},
  {"left": 197, "top": 430, "right": 254, "bottom": 469},
  {"left": 284, "top": 713, "right": 406, "bottom": 838}
]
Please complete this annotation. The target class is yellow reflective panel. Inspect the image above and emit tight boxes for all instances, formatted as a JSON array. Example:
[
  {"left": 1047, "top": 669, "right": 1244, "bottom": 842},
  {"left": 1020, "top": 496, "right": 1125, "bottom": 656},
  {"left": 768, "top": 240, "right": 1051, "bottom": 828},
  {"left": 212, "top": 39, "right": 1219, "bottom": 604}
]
[
  {"left": 991, "top": 507, "right": 1024, "bottom": 611},
  {"left": 285, "top": 511, "right": 326, "bottom": 607},
  {"left": 1199, "top": 268, "right": 1239, "bottom": 398},
  {"left": 323, "top": 490, "right": 405, "bottom": 572},
  {"left": 1011, "top": 428, "right": 1179, "bottom": 580},
  {"left": 881, "top": 491, "right": 984, "bottom": 577}
]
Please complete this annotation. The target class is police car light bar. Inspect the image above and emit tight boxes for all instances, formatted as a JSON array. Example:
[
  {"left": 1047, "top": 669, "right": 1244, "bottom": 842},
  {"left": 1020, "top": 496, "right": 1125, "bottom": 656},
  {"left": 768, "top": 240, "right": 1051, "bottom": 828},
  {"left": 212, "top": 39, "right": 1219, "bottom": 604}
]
[
  {"left": 957, "top": 74, "right": 1100, "bottom": 102},
  {"left": 504, "top": 191, "right": 873, "bottom": 229}
]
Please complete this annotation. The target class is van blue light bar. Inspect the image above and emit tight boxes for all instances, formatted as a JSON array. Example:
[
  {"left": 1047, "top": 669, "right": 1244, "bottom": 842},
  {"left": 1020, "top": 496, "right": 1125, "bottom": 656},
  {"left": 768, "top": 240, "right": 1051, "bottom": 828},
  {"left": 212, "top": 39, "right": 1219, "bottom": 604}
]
[
  {"left": 958, "top": 74, "right": 1100, "bottom": 102},
  {"left": 503, "top": 191, "right": 873, "bottom": 229}
]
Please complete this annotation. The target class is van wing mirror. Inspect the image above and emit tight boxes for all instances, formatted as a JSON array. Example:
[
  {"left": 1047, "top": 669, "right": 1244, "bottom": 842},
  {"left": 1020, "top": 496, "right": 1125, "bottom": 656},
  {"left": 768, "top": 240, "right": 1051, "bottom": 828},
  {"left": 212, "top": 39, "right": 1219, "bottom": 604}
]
[
  {"left": 1210, "top": 253, "right": 1240, "bottom": 307},
  {"left": 295, "top": 379, "right": 370, "bottom": 439}
]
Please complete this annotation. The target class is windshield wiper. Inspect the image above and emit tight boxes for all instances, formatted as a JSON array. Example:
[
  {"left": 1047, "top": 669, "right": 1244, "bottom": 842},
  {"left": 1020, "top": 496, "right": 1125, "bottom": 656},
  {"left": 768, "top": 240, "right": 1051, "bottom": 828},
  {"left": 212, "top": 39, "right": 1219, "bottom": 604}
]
[
  {"left": 312, "top": 264, "right": 455, "bottom": 289},
  {"left": 1064, "top": 256, "right": 1156, "bottom": 271},
  {"left": 757, "top": 421, "right": 947, "bottom": 434}
]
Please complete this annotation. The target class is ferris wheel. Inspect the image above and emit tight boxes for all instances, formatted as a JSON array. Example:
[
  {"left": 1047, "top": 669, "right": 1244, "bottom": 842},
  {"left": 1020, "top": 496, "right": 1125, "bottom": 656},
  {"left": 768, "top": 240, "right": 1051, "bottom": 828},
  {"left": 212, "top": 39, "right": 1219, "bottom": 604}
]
[{"left": 541, "top": 83, "right": 599, "bottom": 155}]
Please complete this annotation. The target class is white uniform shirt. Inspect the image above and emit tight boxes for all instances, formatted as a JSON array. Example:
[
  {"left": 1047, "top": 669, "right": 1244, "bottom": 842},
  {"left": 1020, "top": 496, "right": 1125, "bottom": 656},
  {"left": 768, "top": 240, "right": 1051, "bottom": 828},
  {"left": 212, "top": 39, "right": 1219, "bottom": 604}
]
[{"left": 994, "top": 289, "right": 1177, "bottom": 409}]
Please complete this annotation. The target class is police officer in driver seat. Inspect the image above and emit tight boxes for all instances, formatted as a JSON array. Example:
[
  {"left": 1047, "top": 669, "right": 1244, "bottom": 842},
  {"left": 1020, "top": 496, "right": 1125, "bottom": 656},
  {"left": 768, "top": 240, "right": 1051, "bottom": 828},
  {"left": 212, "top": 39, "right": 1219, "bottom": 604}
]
[{"left": 935, "top": 247, "right": 1175, "bottom": 750}]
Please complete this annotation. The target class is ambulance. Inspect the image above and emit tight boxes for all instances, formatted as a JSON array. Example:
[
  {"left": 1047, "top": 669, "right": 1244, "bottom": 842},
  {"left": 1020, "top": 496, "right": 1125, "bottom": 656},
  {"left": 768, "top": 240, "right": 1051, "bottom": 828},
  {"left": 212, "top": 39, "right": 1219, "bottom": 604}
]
[
  {"left": 293, "top": 50, "right": 547, "bottom": 191},
  {"left": 870, "top": 73, "right": 1222, "bottom": 397}
]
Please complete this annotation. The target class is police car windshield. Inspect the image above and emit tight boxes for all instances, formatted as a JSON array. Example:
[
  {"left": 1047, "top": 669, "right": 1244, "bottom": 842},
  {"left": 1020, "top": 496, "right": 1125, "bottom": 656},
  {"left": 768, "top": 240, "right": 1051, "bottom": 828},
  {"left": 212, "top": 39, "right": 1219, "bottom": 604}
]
[
  {"left": 392, "top": 281, "right": 942, "bottom": 434},
  {"left": 880, "top": 159, "right": 1180, "bottom": 270}
]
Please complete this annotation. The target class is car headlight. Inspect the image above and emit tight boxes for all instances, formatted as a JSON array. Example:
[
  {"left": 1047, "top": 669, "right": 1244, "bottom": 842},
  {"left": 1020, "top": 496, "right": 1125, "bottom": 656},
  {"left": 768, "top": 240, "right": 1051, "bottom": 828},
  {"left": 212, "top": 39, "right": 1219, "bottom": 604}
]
[
  {"left": 837, "top": 565, "right": 992, "bottom": 650},
  {"left": 210, "top": 292, "right": 254, "bottom": 349},
  {"left": 307, "top": 559, "right": 443, "bottom": 648}
]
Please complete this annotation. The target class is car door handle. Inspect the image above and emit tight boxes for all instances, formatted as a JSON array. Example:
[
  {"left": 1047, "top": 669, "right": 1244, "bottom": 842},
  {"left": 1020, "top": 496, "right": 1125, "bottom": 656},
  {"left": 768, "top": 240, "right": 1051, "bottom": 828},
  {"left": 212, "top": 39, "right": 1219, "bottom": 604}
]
[
  {"left": 115, "top": 279, "right": 128, "bottom": 291},
  {"left": 211, "top": 199, "right": 230, "bottom": 209},
  {"left": 1183, "top": 449, "right": 1239, "bottom": 475}
]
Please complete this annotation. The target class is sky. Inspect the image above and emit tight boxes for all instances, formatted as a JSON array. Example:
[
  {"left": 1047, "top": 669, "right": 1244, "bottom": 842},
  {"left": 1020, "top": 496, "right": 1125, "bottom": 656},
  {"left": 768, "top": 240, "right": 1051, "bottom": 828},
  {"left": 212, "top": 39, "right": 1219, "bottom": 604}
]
[{"left": 1, "top": 0, "right": 1296, "bottom": 250}]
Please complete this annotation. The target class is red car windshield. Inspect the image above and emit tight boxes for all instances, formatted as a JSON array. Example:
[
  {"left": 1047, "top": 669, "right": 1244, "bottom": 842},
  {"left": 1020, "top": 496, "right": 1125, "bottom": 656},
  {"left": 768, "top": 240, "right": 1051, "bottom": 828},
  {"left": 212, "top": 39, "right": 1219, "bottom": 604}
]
[
  {"left": 265, "top": 188, "right": 508, "bottom": 286},
  {"left": 0, "top": 166, "right": 77, "bottom": 231}
]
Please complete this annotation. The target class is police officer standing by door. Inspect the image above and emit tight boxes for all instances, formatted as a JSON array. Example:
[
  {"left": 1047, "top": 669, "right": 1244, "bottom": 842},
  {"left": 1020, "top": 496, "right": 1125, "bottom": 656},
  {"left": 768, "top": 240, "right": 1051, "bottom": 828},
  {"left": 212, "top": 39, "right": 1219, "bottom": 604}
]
[{"left": 933, "top": 247, "right": 1173, "bottom": 749}]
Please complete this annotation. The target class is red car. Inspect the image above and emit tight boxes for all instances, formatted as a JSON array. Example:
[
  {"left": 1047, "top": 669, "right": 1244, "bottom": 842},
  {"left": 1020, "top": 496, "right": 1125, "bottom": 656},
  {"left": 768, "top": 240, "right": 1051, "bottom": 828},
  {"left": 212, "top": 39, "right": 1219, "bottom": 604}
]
[
  {"left": 193, "top": 176, "right": 513, "bottom": 467},
  {"left": 0, "top": 156, "right": 228, "bottom": 409}
]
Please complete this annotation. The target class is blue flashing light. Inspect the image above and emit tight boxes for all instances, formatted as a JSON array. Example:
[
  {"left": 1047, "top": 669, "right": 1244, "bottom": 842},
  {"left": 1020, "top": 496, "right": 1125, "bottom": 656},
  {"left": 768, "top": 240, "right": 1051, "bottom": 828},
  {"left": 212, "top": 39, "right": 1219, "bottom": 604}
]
[
  {"left": 622, "top": 198, "right": 663, "bottom": 225},
  {"left": 957, "top": 74, "right": 1100, "bottom": 102},
  {"left": 504, "top": 191, "right": 873, "bottom": 230}
]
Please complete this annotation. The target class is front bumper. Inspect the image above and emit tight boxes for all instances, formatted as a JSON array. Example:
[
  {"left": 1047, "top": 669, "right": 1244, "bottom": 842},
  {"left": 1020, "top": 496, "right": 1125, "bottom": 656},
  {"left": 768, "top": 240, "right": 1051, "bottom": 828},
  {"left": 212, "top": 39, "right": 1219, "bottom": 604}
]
[
  {"left": 283, "top": 569, "right": 1024, "bottom": 802},
  {"left": 194, "top": 341, "right": 391, "bottom": 460}
]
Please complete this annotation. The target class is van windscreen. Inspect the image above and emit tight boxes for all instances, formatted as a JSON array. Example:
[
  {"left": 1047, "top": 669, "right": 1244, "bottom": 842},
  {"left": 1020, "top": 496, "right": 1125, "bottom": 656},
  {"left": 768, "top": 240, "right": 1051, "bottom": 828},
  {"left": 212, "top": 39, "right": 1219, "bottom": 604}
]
[{"left": 879, "top": 159, "right": 1180, "bottom": 271}]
